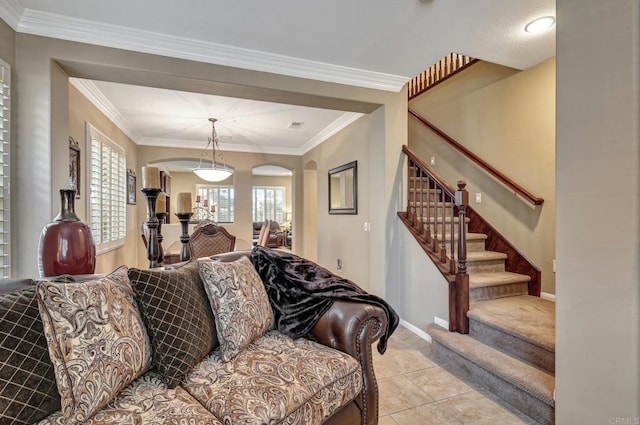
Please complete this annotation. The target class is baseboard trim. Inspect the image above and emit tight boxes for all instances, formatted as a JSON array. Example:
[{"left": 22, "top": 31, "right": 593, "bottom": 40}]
[
  {"left": 433, "top": 316, "right": 450, "bottom": 330},
  {"left": 399, "top": 319, "right": 432, "bottom": 343},
  {"left": 540, "top": 292, "right": 556, "bottom": 302}
]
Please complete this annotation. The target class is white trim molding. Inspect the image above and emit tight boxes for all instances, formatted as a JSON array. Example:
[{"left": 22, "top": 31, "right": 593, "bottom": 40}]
[
  {"left": 399, "top": 319, "right": 432, "bottom": 343},
  {"left": 69, "top": 78, "right": 140, "bottom": 143},
  {"left": 15, "top": 8, "right": 408, "bottom": 92},
  {"left": 298, "top": 112, "right": 364, "bottom": 155},
  {"left": 0, "top": 0, "right": 23, "bottom": 31},
  {"left": 540, "top": 292, "right": 556, "bottom": 302}
]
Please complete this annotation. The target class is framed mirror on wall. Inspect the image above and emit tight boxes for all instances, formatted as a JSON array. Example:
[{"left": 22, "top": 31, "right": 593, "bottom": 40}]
[{"left": 328, "top": 161, "right": 357, "bottom": 215}]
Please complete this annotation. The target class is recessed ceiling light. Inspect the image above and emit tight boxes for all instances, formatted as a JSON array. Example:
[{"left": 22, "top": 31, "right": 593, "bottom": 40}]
[
  {"left": 524, "top": 16, "right": 556, "bottom": 34},
  {"left": 525, "top": 16, "right": 555, "bottom": 33}
]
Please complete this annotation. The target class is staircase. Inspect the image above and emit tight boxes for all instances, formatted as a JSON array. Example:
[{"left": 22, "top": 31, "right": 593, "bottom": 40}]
[
  {"left": 403, "top": 54, "right": 554, "bottom": 424},
  {"left": 428, "top": 262, "right": 555, "bottom": 424},
  {"left": 399, "top": 152, "right": 555, "bottom": 423}
]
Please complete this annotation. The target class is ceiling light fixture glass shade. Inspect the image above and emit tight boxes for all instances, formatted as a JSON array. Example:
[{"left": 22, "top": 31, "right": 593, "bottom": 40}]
[
  {"left": 525, "top": 16, "right": 555, "bottom": 33},
  {"left": 193, "top": 118, "right": 233, "bottom": 182}
]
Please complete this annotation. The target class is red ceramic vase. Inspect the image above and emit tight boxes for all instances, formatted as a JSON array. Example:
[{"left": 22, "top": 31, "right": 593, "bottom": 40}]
[{"left": 38, "top": 189, "right": 96, "bottom": 277}]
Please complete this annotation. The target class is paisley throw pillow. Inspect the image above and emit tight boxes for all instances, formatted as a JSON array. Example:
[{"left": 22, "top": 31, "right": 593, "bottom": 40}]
[
  {"left": 198, "top": 257, "right": 273, "bottom": 362},
  {"left": 36, "top": 266, "right": 152, "bottom": 425}
]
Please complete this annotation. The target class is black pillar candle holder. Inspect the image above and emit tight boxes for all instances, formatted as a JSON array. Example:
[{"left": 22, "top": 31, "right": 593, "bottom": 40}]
[
  {"left": 155, "top": 211, "right": 167, "bottom": 266},
  {"left": 175, "top": 212, "right": 193, "bottom": 262},
  {"left": 141, "top": 188, "right": 161, "bottom": 268}
]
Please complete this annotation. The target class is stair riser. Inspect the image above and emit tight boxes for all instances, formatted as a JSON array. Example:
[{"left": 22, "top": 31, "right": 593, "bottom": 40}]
[
  {"left": 465, "top": 259, "right": 505, "bottom": 273},
  {"left": 431, "top": 341, "right": 555, "bottom": 425},
  {"left": 469, "top": 320, "right": 555, "bottom": 375},
  {"left": 470, "top": 282, "right": 529, "bottom": 302},
  {"left": 445, "top": 239, "right": 486, "bottom": 253}
]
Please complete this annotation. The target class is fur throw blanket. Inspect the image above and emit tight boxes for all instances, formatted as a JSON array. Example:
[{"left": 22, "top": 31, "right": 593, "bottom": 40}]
[{"left": 251, "top": 246, "right": 399, "bottom": 354}]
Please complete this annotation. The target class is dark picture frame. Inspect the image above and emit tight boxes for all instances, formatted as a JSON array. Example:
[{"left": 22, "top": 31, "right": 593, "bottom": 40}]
[
  {"left": 127, "top": 169, "right": 137, "bottom": 205},
  {"left": 328, "top": 160, "right": 358, "bottom": 215},
  {"left": 69, "top": 136, "right": 81, "bottom": 199}
]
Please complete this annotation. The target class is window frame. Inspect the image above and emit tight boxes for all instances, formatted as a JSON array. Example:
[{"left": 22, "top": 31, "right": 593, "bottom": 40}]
[
  {"left": 195, "top": 184, "right": 235, "bottom": 223},
  {"left": 86, "top": 123, "right": 126, "bottom": 254},
  {"left": 252, "top": 186, "right": 286, "bottom": 224},
  {"left": 0, "top": 59, "right": 10, "bottom": 277}
]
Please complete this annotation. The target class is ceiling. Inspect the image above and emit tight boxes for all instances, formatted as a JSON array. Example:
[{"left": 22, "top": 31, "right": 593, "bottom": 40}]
[{"left": 0, "top": 0, "right": 556, "bottom": 156}]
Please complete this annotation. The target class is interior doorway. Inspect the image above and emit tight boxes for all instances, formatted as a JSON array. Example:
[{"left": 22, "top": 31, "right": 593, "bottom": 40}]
[{"left": 251, "top": 165, "right": 293, "bottom": 249}]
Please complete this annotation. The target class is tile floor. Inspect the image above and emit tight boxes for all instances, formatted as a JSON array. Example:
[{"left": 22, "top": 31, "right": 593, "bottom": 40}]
[{"left": 373, "top": 325, "right": 539, "bottom": 425}]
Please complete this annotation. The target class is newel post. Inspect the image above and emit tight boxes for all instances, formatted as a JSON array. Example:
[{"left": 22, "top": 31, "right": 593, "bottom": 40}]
[{"left": 452, "top": 180, "right": 469, "bottom": 333}]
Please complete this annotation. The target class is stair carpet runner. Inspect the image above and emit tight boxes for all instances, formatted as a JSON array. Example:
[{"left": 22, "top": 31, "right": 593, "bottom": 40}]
[{"left": 407, "top": 185, "right": 555, "bottom": 424}]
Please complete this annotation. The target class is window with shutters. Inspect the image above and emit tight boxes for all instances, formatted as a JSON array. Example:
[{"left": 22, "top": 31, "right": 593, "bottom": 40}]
[
  {"left": 0, "top": 60, "right": 10, "bottom": 277},
  {"left": 195, "top": 184, "right": 235, "bottom": 223},
  {"left": 252, "top": 186, "right": 285, "bottom": 224},
  {"left": 87, "top": 123, "right": 126, "bottom": 253}
]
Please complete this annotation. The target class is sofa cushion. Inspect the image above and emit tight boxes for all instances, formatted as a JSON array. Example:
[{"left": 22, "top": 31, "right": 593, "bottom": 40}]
[
  {"left": 182, "top": 330, "right": 362, "bottom": 424},
  {"left": 39, "top": 372, "right": 223, "bottom": 425},
  {"left": 0, "top": 286, "right": 60, "bottom": 424},
  {"left": 128, "top": 262, "right": 218, "bottom": 388},
  {"left": 36, "top": 266, "right": 152, "bottom": 425},
  {"left": 198, "top": 257, "right": 274, "bottom": 362}
]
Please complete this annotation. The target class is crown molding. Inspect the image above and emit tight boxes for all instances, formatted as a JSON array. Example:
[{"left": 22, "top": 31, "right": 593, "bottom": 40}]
[
  {"left": 297, "top": 112, "right": 364, "bottom": 155},
  {"left": 69, "top": 78, "right": 140, "bottom": 142},
  {"left": 0, "top": 0, "right": 24, "bottom": 31},
  {"left": 17, "top": 8, "right": 408, "bottom": 92},
  {"left": 136, "top": 136, "right": 305, "bottom": 156}
]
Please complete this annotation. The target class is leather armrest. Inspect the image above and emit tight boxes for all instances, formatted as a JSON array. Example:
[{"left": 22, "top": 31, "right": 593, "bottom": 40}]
[{"left": 309, "top": 301, "right": 387, "bottom": 425}]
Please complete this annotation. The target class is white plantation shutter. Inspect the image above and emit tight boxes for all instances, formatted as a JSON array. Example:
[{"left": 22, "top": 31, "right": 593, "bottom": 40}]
[
  {"left": 252, "top": 186, "right": 285, "bottom": 224},
  {"left": 0, "top": 60, "right": 10, "bottom": 277},
  {"left": 87, "top": 123, "right": 126, "bottom": 253},
  {"left": 195, "top": 184, "right": 235, "bottom": 223}
]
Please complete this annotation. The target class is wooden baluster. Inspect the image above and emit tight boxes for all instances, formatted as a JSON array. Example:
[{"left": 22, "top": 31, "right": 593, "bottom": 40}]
[
  {"left": 449, "top": 194, "right": 456, "bottom": 274},
  {"left": 407, "top": 160, "right": 414, "bottom": 220},
  {"left": 454, "top": 180, "right": 469, "bottom": 334},
  {"left": 425, "top": 176, "right": 432, "bottom": 244},
  {"left": 418, "top": 168, "right": 425, "bottom": 237},
  {"left": 411, "top": 164, "right": 417, "bottom": 227},
  {"left": 439, "top": 188, "right": 447, "bottom": 263},
  {"left": 432, "top": 182, "right": 439, "bottom": 252}
]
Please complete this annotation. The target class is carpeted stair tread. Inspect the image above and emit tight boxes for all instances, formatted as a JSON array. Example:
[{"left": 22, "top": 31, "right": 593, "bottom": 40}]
[
  {"left": 468, "top": 295, "right": 555, "bottom": 352},
  {"left": 469, "top": 271, "right": 531, "bottom": 288},
  {"left": 427, "top": 324, "right": 555, "bottom": 407}
]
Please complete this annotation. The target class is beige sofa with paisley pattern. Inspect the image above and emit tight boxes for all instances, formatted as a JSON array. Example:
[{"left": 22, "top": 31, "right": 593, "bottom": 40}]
[{"left": 0, "top": 252, "right": 388, "bottom": 425}]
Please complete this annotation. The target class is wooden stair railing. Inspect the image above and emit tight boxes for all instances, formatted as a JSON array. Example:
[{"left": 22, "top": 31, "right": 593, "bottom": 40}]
[
  {"left": 408, "top": 109, "right": 544, "bottom": 206},
  {"left": 399, "top": 145, "right": 470, "bottom": 333},
  {"left": 408, "top": 53, "right": 479, "bottom": 100}
]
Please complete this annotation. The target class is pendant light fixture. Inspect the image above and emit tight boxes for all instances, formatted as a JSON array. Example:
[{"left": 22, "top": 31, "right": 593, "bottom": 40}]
[{"left": 193, "top": 118, "right": 233, "bottom": 182}]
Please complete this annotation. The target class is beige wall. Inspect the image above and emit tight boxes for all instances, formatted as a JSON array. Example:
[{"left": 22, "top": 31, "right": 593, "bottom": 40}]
[
  {"left": 556, "top": 0, "right": 639, "bottom": 421},
  {"left": 11, "top": 32, "right": 403, "bottom": 278},
  {"left": 409, "top": 58, "right": 556, "bottom": 294},
  {"left": 303, "top": 115, "right": 371, "bottom": 288},
  {"left": 302, "top": 163, "right": 318, "bottom": 261},
  {"left": 68, "top": 84, "right": 141, "bottom": 273},
  {"left": 0, "top": 19, "right": 14, "bottom": 66}
]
